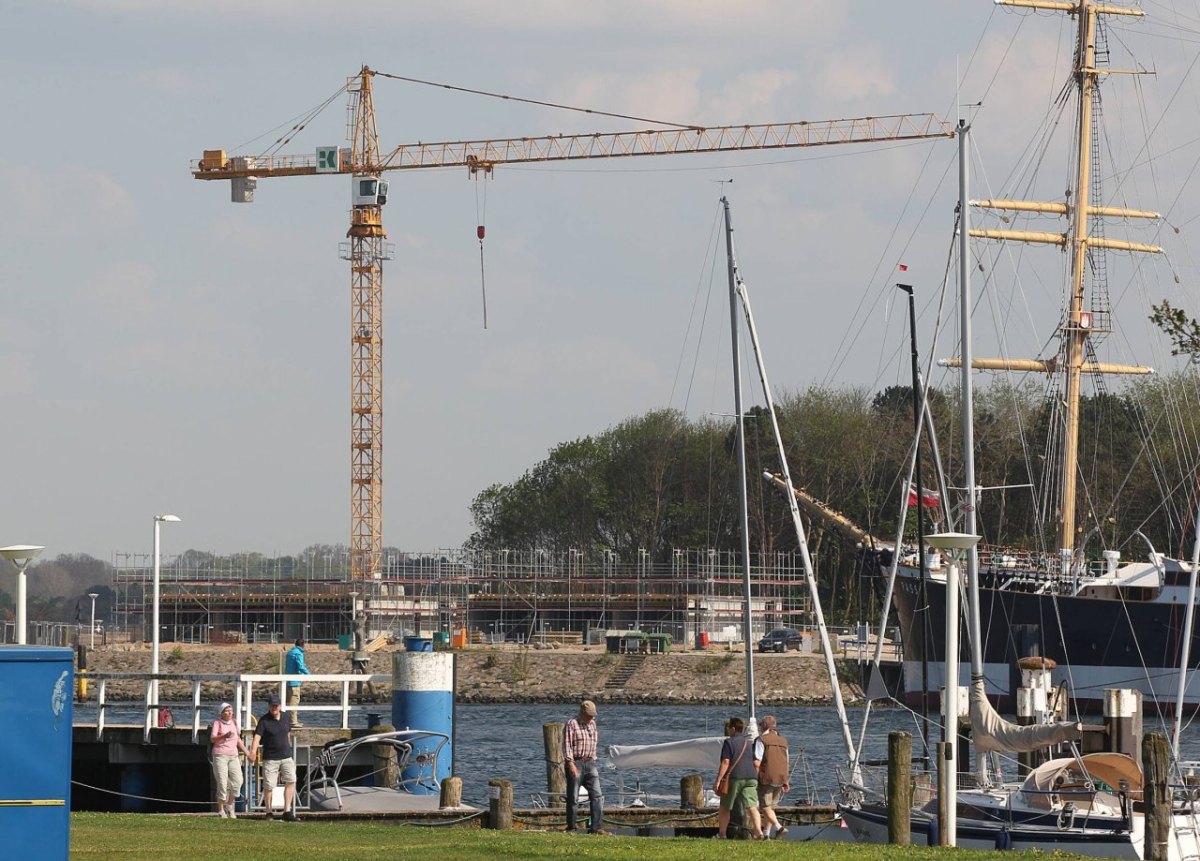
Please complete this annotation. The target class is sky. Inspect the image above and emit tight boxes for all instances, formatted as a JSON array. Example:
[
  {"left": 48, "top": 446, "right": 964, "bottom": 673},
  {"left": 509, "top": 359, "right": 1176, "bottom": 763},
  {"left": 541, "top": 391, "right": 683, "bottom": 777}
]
[{"left": 3, "top": 0, "right": 1200, "bottom": 561}]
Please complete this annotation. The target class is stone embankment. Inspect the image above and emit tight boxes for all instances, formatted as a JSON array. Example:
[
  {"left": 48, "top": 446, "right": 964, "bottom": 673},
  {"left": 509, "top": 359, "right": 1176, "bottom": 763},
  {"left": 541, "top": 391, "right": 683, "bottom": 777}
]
[{"left": 88, "top": 642, "right": 863, "bottom": 706}]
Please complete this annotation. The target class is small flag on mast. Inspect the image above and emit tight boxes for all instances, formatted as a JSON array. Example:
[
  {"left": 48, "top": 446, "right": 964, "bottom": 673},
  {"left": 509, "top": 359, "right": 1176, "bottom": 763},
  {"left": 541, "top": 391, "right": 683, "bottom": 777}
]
[
  {"left": 898, "top": 263, "right": 909, "bottom": 271},
  {"left": 904, "top": 481, "right": 940, "bottom": 508}
]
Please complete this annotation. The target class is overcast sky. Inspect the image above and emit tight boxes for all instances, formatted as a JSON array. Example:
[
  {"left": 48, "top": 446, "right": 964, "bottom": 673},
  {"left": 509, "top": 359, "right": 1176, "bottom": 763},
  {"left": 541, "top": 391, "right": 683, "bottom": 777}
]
[{"left": 3, "top": 1, "right": 1198, "bottom": 561}]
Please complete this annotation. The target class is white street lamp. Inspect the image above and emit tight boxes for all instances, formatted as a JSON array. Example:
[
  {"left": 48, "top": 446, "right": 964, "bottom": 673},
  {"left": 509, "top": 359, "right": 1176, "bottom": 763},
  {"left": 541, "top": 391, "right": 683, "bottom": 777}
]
[
  {"left": 348, "top": 591, "right": 359, "bottom": 625},
  {"left": 151, "top": 515, "right": 181, "bottom": 703},
  {"left": 0, "top": 545, "right": 45, "bottom": 645},
  {"left": 924, "top": 531, "right": 981, "bottom": 849},
  {"left": 88, "top": 592, "right": 100, "bottom": 650}
]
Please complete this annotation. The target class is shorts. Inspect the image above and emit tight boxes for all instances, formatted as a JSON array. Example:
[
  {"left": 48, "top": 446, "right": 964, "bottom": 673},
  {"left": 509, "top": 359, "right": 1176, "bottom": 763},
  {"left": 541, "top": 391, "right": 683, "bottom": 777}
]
[
  {"left": 759, "top": 784, "right": 784, "bottom": 809},
  {"left": 719, "top": 777, "right": 759, "bottom": 811},
  {"left": 262, "top": 757, "right": 296, "bottom": 788}
]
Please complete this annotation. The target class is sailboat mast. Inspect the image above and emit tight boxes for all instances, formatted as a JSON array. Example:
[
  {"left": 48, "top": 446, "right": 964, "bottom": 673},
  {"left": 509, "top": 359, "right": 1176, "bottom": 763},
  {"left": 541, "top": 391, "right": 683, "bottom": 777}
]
[
  {"left": 1058, "top": 0, "right": 1099, "bottom": 563},
  {"left": 723, "top": 197, "right": 757, "bottom": 727}
]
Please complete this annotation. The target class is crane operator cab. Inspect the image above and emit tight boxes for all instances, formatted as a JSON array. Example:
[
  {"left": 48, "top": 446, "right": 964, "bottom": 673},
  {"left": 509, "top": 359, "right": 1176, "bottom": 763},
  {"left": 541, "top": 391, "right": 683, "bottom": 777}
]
[{"left": 353, "top": 176, "right": 388, "bottom": 207}]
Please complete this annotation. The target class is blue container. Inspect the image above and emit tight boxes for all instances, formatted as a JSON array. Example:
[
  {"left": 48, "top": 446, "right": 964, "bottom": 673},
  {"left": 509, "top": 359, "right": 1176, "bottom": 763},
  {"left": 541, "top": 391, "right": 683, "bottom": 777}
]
[
  {"left": 391, "top": 652, "right": 454, "bottom": 795},
  {"left": 0, "top": 646, "right": 73, "bottom": 860},
  {"left": 404, "top": 636, "right": 432, "bottom": 653}
]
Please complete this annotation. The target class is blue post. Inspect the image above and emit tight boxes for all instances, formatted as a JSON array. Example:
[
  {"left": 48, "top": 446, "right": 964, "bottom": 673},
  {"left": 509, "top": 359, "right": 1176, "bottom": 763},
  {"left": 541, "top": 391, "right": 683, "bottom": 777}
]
[{"left": 391, "top": 650, "right": 454, "bottom": 795}]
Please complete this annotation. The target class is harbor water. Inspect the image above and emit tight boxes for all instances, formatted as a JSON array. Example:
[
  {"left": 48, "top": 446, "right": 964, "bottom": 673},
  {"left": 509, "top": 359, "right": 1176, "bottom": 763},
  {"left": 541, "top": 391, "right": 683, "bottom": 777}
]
[{"left": 74, "top": 701, "right": 1200, "bottom": 811}]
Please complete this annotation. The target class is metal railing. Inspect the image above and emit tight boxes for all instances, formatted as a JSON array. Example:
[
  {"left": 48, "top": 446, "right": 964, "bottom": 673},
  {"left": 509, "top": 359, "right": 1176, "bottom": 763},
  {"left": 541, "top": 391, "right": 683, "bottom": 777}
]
[{"left": 86, "top": 671, "right": 392, "bottom": 742}]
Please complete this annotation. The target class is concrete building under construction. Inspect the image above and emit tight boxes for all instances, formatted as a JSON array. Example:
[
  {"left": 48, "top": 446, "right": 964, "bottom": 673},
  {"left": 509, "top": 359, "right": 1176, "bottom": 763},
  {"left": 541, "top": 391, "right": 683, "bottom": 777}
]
[{"left": 112, "top": 548, "right": 810, "bottom": 646}]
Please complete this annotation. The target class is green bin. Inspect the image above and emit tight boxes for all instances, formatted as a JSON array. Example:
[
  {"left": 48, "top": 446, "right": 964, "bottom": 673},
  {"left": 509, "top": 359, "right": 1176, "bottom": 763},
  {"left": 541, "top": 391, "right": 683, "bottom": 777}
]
[
  {"left": 433, "top": 630, "right": 451, "bottom": 651},
  {"left": 337, "top": 634, "right": 353, "bottom": 650}
]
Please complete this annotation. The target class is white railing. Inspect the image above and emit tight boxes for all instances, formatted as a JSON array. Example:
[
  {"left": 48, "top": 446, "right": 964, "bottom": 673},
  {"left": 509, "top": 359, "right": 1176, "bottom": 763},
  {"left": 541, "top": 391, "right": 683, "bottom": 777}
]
[{"left": 86, "top": 672, "right": 391, "bottom": 742}]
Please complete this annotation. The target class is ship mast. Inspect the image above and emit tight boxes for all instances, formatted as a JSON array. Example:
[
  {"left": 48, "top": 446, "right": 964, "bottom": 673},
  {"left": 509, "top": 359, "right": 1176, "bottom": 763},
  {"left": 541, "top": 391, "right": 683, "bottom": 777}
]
[{"left": 956, "top": 0, "right": 1158, "bottom": 569}]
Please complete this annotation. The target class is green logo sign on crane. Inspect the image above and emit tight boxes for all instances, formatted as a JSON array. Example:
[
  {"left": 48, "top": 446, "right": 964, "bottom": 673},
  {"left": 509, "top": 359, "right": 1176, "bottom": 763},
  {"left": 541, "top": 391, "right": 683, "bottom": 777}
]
[{"left": 316, "top": 146, "right": 339, "bottom": 173}]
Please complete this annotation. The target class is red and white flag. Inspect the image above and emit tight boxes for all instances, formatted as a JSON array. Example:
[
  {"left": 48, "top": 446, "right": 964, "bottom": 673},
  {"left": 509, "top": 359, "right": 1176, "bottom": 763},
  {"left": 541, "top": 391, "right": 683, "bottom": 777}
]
[
  {"left": 898, "top": 263, "right": 909, "bottom": 272},
  {"left": 904, "top": 481, "right": 939, "bottom": 508}
]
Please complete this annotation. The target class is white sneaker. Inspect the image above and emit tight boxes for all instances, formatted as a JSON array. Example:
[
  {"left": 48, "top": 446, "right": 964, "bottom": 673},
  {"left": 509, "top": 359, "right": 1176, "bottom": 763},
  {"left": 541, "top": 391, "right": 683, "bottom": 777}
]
[
  {"left": 218, "top": 807, "right": 228, "bottom": 819},
  {"left": 227, "top": 804, "right": 237, "bottom": 819}
]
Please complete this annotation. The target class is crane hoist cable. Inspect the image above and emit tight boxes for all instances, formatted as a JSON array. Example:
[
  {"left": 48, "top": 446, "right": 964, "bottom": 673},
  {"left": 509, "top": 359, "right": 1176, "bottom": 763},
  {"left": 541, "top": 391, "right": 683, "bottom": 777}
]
[{"left": 475, "top": 173, "right": 489, "bottom": 329}]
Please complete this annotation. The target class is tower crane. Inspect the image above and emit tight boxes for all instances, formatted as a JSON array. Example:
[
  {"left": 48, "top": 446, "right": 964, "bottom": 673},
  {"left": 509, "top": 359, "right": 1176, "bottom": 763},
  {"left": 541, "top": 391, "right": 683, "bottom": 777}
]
[{"left": 192, "top": 65, "right": 954, "bottom": 591}]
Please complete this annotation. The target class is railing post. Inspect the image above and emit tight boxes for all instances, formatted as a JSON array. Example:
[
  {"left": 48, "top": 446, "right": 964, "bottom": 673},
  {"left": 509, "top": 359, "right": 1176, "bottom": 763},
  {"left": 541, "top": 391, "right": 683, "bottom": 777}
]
[
  {"left": 191, "top": 680, "right": 202, "bottom": 743},
  {"left": 96, "top": 679, "right": 107, "bottom": 739},
  {"left": 143, "top": 678, "right": 153, "bottom": 742}
]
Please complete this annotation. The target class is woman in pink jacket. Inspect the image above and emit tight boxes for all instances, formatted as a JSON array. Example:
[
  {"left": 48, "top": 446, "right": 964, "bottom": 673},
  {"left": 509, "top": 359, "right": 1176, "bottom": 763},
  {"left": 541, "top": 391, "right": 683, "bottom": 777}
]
[{"left": 210, "top": 703, "right": 249, "bottom": 818}]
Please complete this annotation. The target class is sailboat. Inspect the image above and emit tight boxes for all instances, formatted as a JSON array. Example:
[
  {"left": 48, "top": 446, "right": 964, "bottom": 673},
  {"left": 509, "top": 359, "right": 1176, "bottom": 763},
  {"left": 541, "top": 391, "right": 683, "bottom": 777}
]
[
  {"left": 886, "top": 0, "right": 1200, "bottom": 716},
  {"left": 840, "top": 2, "right": 1200, "bottom": 857}
]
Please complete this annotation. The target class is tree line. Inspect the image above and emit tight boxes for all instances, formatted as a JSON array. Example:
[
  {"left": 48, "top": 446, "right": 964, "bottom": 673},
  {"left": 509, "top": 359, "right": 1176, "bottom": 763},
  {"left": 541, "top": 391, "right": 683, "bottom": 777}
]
[{"left": 467, "top": 373, "right": 1200, "bottom": 624}]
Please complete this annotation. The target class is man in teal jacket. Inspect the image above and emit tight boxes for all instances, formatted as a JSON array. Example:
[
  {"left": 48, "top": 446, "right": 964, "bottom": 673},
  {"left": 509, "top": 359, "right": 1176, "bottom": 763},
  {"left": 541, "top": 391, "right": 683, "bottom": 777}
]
[{"left": 285, "top": 639, "right": 311, "bottom": 726}]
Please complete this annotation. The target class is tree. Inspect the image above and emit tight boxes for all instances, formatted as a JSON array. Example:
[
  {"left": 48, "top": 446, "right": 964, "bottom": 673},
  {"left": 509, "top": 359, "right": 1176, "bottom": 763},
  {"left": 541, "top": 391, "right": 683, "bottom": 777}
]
[{"left": 1151, "top": 301, "right": 1200, "bottom": 360}]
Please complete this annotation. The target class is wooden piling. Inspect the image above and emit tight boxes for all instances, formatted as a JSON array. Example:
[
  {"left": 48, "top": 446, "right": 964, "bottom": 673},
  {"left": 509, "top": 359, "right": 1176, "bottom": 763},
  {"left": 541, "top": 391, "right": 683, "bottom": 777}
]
[
  {"left": 372, "top": 723, "right": 399, "bottom": 789},
  {"left": 1143, "top": 732, "right": 1170, "bottom": 861},
  {"left": 680, "top": 773, "right": 705, "bottom": 809},
  {"left": 936, "top": 741, "right": 949, "bottom": 847},
  {"left": 887, "top": 731, "right": 912, "bottom": 846},
  {"left": 488, "top": 778, "right": 513, "bottom": 830},
  {"left": 440, "top": 776, "right": 463, "bottom": 809},
  {"left": 542, "top": 722, "right": 566, "bottom": 807}
]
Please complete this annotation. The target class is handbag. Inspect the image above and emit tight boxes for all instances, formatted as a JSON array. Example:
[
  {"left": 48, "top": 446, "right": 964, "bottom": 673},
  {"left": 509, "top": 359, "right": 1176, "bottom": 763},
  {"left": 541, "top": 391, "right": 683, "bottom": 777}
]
[{"left": 716, "top": 738, "right": 749, "bottom": 797}]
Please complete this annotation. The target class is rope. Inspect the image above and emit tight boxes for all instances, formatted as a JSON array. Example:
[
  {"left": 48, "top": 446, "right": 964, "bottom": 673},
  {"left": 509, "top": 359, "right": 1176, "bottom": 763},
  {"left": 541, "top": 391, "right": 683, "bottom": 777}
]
[
  {"left": 391, "top": 810, "right": 487, "bottom": 827},
  {"left": 373, "top": 71, "right": 700, "bottom": 130},
  {"left": 69, "top": 779, "right": 212, "bottom": 807}
]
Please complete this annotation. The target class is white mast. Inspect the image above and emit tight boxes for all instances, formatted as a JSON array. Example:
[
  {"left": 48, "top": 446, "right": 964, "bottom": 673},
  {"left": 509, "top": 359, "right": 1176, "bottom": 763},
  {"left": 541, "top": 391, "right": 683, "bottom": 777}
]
[
  {"left": 722, "top": 195, "right": 859, "bottom": 777},
  {"left": 723, "top": 197, "right": 757, "bottom": 729}
]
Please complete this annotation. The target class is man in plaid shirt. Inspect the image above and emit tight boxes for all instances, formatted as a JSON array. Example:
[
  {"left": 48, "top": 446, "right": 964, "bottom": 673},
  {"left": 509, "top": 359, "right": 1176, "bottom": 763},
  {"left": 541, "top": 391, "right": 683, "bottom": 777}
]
[{"left": 563, "top": 699, "right": 606, "bottom": 834}]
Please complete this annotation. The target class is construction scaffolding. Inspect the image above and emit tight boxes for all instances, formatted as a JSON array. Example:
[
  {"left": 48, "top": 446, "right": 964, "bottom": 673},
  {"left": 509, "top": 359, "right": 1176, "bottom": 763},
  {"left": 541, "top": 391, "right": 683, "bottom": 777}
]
[{"left": 112, "top": 548, "right": 810, "bottom": 646}]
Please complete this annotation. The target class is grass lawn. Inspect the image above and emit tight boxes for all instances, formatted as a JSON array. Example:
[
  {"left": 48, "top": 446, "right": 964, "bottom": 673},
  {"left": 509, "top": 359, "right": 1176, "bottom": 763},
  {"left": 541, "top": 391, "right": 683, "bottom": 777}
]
[{"left": 69, "top": 813, "right": 1088, "bottom": 860}]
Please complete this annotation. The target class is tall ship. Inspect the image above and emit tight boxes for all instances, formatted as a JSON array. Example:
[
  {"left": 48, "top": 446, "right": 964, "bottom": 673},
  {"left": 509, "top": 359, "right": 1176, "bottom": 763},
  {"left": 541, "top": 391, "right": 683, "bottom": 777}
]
[{"left": 886, "top": 0, "right": 1200, "bottom": 713}]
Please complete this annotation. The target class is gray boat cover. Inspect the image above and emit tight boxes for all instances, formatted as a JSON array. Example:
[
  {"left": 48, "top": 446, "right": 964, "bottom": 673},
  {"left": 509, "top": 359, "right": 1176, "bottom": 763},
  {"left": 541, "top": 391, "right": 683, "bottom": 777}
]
[
  {"left": 970, "top": 679, "right": 1082, "bottom": 753},
  {"left": 607, "top": 736, "right": 725, "bottom": 771}
]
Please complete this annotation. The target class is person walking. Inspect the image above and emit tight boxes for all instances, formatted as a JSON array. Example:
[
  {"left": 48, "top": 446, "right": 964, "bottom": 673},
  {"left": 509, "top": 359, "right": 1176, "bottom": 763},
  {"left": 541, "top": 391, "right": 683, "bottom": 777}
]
[
  {"left": 284, "top": 638, "right": 311, "bottom": 727},
  {"left": 563, "top": 699, "right": 606, "bottom": 834},
  {"left": 714, "top": 716, "right": 765, "bottom": 839},
  {"left": 249, "top": 693, "right": 299, "bottom": 821},
  {"left": 756, "top": 714, "right": 790, "bottom": 839},
  {"left": 209, "top": 702, "right": 248, "bottom": 819}
]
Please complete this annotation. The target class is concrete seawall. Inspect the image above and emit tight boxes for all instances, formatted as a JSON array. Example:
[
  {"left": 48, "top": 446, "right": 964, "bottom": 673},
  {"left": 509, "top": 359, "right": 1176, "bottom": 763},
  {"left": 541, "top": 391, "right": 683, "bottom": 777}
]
[{"left": 87, "top": 643, "right": 864, "bottom": 706}]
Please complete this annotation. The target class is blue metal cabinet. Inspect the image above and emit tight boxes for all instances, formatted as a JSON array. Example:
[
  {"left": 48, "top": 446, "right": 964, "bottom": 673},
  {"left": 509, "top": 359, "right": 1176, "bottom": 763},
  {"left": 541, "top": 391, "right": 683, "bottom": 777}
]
[{"left": 0, "top": 647, "right": 73, "bottom": 860}]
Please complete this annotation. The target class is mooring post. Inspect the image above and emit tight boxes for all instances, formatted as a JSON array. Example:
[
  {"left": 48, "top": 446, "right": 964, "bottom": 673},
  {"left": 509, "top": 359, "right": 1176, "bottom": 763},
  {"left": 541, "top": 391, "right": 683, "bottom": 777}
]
[
  {"left": 887, "top": 731, "right": 912, "bottom": 845},
  {"left": 680, "top": 773, "right": 704, "bottom": 809},
  {"left": 936, "top": 741, "right": 949, "bottom": 846},
  {"left": 1143, "top": 732, "right": 1170, "bottom": 861},
  {"left": 543, "top": 722, "right": 566, "bottom": 807},
  {"left": 488, "top": 778, "right": 513, "bottom": 830},
  {"left": 440, "top": 775, "right": 463, "bottom": 809}
]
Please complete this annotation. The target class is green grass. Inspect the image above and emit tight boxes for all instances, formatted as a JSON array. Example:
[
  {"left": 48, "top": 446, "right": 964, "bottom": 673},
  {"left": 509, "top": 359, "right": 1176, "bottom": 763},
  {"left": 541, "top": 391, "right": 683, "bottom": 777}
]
[{"left": 70, "top": 812, "right": 1088, "bottom": 860}]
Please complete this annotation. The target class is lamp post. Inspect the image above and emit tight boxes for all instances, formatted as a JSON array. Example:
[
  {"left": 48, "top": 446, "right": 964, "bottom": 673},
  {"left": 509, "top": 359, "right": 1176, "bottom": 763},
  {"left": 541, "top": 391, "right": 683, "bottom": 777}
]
[
  {"left": 924, "top": 531, "right": 980, "bottom": 849},
  {"left": 0, "top": 545, "right": 45, "bottom": 645},
  {"left": 151, "top": 515, "right": 181, "bottom": 702},
  {"left": 88, "top": 592, "right": 99, "bottom": 649},
  {"left": 348, "top": 590, "right": 358, "bottom": 625}
]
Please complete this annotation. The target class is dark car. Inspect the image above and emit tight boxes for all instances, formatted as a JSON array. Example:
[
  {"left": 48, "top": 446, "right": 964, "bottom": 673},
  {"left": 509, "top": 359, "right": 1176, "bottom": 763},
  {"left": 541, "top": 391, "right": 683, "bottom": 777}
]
[{"left": 758, "top": 628, "right": 802, "bottom": 653}]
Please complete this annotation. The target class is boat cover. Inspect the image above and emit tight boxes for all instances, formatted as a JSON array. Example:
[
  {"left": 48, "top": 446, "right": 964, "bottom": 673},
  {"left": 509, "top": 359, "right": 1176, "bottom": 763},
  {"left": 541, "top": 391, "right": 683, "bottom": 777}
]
[
  {"left": 1018, "top": 752, "right": 1142, "bottom": 809},
  {"left": 607, "top": 736, "right": 725, "bottom": 771},
  {"left": 970, "top": 678, "right": 1082, "bottom": 753}
]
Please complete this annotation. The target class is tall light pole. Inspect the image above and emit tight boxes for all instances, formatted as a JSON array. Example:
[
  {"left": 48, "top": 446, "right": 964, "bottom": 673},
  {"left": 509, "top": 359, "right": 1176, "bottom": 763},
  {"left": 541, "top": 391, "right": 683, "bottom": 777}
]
[
  {"left": 88, "top": 592, "right": 99, "bottom": 649},
  {"left": 925, "top": 531, "right": 980, "bottom": 849},
  {"left": 152, "top": 515, "right": 181, "bottom": 702},
  {"left": 0, "top": 545, "right": 45, "bottom": 645}
]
